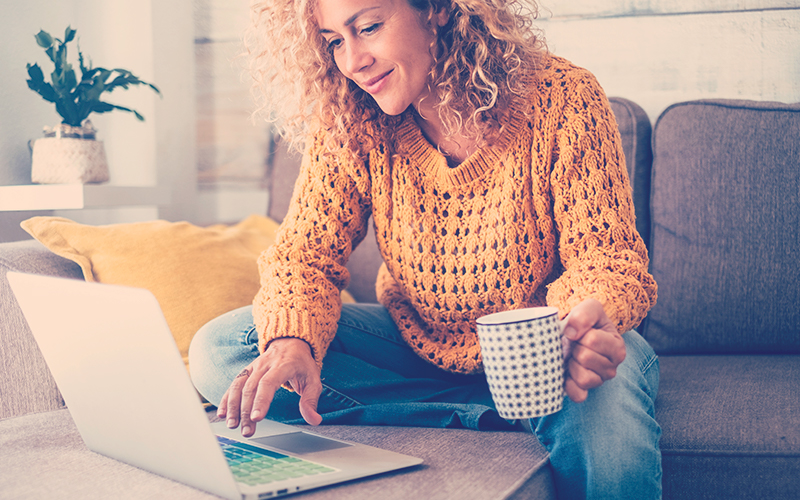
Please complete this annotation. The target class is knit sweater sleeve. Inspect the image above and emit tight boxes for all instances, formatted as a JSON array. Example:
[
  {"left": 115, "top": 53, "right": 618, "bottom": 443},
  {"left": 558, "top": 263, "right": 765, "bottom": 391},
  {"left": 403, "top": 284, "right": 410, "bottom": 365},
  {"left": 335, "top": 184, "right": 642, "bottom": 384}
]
[
  {"left": 545, "top": 71, "right": 657, "bottom": 332},
  {"left": 252, "top": 133, "right": 372, "bottom": 366}
]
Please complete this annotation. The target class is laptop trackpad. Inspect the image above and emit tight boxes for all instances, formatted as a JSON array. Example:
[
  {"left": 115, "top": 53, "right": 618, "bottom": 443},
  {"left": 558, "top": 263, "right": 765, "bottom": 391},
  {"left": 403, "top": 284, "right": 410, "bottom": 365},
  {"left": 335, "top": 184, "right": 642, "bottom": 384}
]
[{"left": 249, "top": 432, "right": 351, "bottom": 455}]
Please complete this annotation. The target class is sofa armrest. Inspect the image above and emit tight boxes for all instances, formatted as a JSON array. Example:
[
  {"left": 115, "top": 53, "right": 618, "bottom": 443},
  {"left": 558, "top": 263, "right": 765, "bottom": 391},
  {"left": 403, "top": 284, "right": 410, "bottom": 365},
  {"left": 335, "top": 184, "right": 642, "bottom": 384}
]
[{"left": 0, "top": 239, "right": 83, "bottom": 419}]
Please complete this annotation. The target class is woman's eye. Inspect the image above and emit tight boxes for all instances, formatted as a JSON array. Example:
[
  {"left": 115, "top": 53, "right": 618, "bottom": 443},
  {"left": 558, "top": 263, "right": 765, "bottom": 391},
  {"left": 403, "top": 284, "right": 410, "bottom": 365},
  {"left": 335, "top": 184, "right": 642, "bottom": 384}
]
[
  {"left": 327, "top": 38, "right": 342, "bottom": 50},
  {"left": 360, "top": 23, "right": 380, "bottom": 35}
]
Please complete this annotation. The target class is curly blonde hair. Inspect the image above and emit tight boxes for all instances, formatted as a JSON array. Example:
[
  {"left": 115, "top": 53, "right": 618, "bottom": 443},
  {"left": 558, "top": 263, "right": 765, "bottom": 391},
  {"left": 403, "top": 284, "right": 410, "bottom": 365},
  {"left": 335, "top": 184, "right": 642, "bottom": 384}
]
[{"left": 245, "top": 0, "right": 546, "bottom": 156}]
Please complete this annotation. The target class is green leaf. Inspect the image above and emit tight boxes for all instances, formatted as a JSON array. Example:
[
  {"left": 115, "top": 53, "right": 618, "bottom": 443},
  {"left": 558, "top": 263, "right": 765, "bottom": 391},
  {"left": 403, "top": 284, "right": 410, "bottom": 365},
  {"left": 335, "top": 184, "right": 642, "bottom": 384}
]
[
  {"left": 97, "top": 69, "right": 112, "bottom": 85},
  {"left": 103, "top": 69, "right": 161, "bottom": 96},
  {"left": 80, "top": 67, "right": 100, "bottom": 81},
  {"left": 64, "top": 26, "right": 76, "bottom": 43},
  {"left": 55, "top": 43, "right": 68, "bottom": 72},
  {"left": 77, "top": 76, "right": 105, "bottom": 103},
  {"left": 55, "top": 100, "right": 81, "bottom": 127},
  {"left": 27, "top": 80, "right": 59, "bottom": 103},
  {"left": 106, "top": 74, "right": 134, "bottom": 91},
  {"left": 78, "top": 50, "right": 90, "bottom": 76},
  {"left": 91, "top": 102, "right": 115, "bottom": 114},
  {"left": 91, "top": 101, "right": 147, "bottom": 121},
  {"left": 26, "top": 63, "right": 44, "bottom": 85},
  {"left": 26, "top": 64, "right": 59, "bottom": 103},
  {"left": 63, "top": 68, "right": 78, "bottom": 92},
  {"left": 50, "top": 68, "right": 66, "bottom": 93},
  {"left": 35, "top": 30, "right": 53, "bottom": 48},
  {"left": 62, "top": 96, "right": 80, "bottom": 122}
]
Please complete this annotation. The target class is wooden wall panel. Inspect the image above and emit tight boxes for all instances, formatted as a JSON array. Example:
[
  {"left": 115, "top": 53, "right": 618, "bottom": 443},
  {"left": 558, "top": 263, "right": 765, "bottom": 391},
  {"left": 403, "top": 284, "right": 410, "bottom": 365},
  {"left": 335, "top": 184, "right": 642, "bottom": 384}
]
[
  {"left": 540, "top": 0, "right": 800, "bottom": 19},
  {"left": 537, "top": 7, "right": 800, "bottom": 121},
  {"left": 195, "top": 0, "right": 272, "bottom": 188}
]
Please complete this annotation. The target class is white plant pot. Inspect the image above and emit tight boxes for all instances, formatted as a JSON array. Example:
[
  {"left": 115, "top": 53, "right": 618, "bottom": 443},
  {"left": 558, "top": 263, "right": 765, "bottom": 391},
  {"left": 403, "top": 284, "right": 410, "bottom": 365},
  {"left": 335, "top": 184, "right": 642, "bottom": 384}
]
[{"left": 31, "top": 136, "right": 109, "bottom": 184}]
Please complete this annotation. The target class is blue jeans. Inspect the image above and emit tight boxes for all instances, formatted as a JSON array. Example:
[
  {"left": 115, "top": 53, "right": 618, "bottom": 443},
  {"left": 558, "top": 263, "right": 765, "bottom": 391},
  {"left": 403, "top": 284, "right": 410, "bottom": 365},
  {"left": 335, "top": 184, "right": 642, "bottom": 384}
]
[{"left": 190, "top": 303, "right": 662, "bottom": 499}]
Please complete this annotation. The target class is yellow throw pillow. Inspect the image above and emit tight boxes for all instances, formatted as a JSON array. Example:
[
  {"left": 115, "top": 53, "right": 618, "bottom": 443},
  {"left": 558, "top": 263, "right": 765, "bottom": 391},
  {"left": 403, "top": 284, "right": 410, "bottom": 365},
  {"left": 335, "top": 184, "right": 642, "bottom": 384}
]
[{"left": 20, "top": 215, "right": 355, "bottom": 372}]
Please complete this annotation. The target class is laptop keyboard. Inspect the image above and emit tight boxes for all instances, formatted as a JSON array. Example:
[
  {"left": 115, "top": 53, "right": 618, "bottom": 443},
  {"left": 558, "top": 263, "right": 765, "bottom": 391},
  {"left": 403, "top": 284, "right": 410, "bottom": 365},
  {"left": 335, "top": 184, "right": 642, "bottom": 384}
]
[{"left": 218, "top": 436, "right": 337, "bottom": 487}]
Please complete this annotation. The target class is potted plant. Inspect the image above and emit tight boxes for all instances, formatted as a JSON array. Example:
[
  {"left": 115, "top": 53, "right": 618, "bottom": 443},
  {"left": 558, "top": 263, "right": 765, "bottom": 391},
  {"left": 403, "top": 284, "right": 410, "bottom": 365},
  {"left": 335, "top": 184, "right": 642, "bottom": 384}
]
[{"left": 26, "top": 26, "right": 160, "bottom": 184}]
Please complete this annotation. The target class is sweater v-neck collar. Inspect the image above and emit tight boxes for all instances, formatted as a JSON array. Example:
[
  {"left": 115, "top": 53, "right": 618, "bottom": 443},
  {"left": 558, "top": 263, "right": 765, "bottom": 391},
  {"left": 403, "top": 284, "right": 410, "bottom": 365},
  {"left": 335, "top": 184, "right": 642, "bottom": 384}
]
[{"left": 393, "top": 106, "right": 526, "bottom": 187}]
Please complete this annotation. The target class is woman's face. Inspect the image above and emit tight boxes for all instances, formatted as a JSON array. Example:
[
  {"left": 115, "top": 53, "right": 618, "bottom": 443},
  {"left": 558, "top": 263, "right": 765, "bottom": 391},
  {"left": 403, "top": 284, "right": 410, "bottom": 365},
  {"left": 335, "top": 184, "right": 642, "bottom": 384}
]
[{"left": 315, "top": 0, "right": 448, "bottom": 116}]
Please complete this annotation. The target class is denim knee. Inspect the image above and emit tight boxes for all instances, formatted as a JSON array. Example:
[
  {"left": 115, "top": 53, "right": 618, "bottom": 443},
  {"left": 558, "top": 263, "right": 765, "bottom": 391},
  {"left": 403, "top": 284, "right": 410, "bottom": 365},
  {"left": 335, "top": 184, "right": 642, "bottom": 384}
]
[
  {"left": 188, "top": 305, "right": 259, "bottom": 407},
  {"left": 531, "top": 330, "right": 662, "bottom": 500}
]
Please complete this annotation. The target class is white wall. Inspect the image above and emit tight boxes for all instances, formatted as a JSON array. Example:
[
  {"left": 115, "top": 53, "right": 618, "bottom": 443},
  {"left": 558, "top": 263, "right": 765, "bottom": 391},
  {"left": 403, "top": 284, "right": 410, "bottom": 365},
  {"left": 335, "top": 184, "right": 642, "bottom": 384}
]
[
  {"left": 538, "top": 1, "right": 800, "bottom": 122},
  {"left": 0, "top": 1, "right": 74, "bottom": 241},
  {"left": 0, "top": 0, "right": 196, "bottom": 240},
  {"left": 151, "top": 0, "right": 198, "bottom": 223}
]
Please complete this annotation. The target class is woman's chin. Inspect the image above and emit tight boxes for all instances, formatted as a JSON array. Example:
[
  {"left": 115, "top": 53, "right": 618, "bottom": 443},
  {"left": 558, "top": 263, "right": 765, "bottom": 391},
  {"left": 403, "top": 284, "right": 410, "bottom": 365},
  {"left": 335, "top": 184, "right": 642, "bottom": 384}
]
[{"left": 374, "top": 99, "right": 410, "bottom": 117}]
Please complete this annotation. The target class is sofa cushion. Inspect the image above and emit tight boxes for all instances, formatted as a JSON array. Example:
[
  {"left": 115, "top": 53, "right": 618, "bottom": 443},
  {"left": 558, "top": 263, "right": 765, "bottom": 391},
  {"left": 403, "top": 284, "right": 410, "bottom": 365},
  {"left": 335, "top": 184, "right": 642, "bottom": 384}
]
[
  {"left": 0, "top": 409, "right": 555, "bottom": 499},
  {"left": 657, "top": 355, "right": 800, "bottom": 499},
  {"left": 19, "top": 215, "right": 355, "bottom": 371},
  {"left": 0, "top": 240, "right": 82, "bottom": 419},
  {"left": 644, "top": 99, "right": 800, "bottom": 354},
  {"left": 0, "top": 409, "right": 222, "bottom": 499}
]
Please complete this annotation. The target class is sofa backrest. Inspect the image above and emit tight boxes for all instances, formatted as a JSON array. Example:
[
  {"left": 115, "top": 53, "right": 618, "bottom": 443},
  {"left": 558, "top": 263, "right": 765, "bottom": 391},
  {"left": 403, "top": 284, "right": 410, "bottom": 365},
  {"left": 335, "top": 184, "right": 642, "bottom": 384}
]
[
  {"left": 265, "top": 97, "right": 653, "bottom": 305},
  {"left": 641, "top": 99, "right": 800, "bottom": 354},
  {"left": 266, "top": 137, "right": 385, "bottom": 303},
  {"left": 608, "top": 97, "right": 653, "bottom": 248}
]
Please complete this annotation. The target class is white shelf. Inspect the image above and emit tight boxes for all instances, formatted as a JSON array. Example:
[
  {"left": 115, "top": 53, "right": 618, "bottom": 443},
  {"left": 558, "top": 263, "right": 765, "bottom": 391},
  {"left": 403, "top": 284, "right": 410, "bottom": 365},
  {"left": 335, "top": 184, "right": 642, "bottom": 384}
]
[{"left": 0, "top": 184, "right": 171, "bottom": 212}]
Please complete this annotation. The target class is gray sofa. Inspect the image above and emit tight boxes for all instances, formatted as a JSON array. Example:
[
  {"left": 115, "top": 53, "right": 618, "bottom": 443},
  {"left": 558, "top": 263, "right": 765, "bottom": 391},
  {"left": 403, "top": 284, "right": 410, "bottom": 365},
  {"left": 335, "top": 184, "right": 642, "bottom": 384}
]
[{"left": 1, "top": 97, "right": 798, "bottom": 499}]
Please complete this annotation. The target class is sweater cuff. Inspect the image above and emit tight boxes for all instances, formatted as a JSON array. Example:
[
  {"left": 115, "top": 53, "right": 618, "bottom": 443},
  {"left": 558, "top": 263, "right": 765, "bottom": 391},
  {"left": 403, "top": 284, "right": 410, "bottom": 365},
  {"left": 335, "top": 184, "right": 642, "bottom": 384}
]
[
  {"left": 256, "top": 306, "right": 331, "bottom": 371},
  {"left": 546, "top": 267, "right": 656, "bottom": 334}
]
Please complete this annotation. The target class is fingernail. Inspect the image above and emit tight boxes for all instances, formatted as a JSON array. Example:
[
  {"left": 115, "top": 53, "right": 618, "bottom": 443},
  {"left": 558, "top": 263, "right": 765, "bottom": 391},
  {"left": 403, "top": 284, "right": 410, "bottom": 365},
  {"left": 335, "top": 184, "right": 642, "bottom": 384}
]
[
  {"left": 242, "top": 426, "right": 251, "bottom": 435},
  {"left": 227, "top": 418, "right": 237, "bottom": 428},
  {"left": 251, "top": 410, "right": 262, "bottom": 420}
]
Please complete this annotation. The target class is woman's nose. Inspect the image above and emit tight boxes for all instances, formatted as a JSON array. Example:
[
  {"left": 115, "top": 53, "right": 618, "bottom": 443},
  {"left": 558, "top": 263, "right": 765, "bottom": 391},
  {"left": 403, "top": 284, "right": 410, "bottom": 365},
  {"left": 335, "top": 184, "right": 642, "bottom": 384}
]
[{"left": 341, "top": 40, "right": 373, "bottom": 75}]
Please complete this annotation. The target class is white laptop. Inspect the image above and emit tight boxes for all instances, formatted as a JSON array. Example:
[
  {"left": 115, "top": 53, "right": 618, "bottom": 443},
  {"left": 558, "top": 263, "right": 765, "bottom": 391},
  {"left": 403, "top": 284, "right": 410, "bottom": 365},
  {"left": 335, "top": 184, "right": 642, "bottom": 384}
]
[{"left": 8, "top": 272, "right": 422, "bottom": 499}]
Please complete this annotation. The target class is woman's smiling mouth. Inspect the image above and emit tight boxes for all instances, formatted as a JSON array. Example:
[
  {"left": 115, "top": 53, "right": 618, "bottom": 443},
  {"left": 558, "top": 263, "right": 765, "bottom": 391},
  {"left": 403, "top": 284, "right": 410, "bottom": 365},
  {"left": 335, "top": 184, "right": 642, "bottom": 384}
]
[{"left": 362, "top": 69, "right": 394, "bottom": 94}]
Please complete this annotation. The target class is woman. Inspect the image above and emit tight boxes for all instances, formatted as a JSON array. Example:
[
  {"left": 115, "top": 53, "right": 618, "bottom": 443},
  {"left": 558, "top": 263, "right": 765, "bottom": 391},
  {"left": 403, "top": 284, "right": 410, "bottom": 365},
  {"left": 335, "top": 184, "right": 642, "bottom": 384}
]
[{"left": 190, "top": 0, "right": 662, "bottom": 497}]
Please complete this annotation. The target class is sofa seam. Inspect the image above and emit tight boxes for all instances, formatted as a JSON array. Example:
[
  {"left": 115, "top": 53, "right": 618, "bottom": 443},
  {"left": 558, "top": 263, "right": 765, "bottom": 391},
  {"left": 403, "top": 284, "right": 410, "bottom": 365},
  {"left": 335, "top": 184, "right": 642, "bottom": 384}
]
[
  {"left": 0, "top": 406, "right": 69, "bottom": 425},
  {"left": 497, "top": 454, "right": 551, "bottom": 500},
  {"left": 652, "top": 99, "right": 800, "bottom": 154}
]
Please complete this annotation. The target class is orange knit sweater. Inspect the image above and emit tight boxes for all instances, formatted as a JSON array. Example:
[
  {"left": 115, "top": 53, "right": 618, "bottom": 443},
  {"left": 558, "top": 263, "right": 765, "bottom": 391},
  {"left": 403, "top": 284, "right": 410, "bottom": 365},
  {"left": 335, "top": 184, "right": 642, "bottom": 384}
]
[{"left": 253, "top": 55, "right": 657, "bottom": 375}]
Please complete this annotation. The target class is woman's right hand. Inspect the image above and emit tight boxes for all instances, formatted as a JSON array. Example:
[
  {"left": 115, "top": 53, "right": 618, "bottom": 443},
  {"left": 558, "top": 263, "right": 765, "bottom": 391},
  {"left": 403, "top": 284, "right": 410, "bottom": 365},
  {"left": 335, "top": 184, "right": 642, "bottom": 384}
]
[{"left": 216, "top": 337, "right": 323, "bottom": 437}]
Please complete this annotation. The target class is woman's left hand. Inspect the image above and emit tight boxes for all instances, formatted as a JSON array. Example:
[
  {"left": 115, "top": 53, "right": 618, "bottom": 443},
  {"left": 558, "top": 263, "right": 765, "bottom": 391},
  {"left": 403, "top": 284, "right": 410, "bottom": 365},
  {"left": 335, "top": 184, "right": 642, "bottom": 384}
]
[{"left": 561, "top": 298, "right": 626, "bottom": 403}]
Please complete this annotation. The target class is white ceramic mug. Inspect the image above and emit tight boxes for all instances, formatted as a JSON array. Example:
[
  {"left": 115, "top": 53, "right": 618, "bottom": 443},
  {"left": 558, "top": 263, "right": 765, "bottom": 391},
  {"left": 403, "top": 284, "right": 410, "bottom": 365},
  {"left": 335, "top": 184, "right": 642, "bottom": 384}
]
[{"left": 476, "top": 307, "right": 567, "bottom": 419}]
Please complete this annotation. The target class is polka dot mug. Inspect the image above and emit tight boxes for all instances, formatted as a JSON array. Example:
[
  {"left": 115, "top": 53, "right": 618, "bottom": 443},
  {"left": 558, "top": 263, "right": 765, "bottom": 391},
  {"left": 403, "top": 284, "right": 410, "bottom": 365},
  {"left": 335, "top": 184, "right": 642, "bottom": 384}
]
[{"left": 476, "top": 307, "right": 567, "bottom": 419}]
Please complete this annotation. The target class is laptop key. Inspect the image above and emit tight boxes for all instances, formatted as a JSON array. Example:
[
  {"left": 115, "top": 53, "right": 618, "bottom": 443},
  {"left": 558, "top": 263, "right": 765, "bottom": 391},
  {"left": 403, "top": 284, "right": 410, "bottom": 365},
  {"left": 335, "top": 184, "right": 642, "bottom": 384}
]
[{"left": 218, "top": 437, "right": 339, "bottom": 486}]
